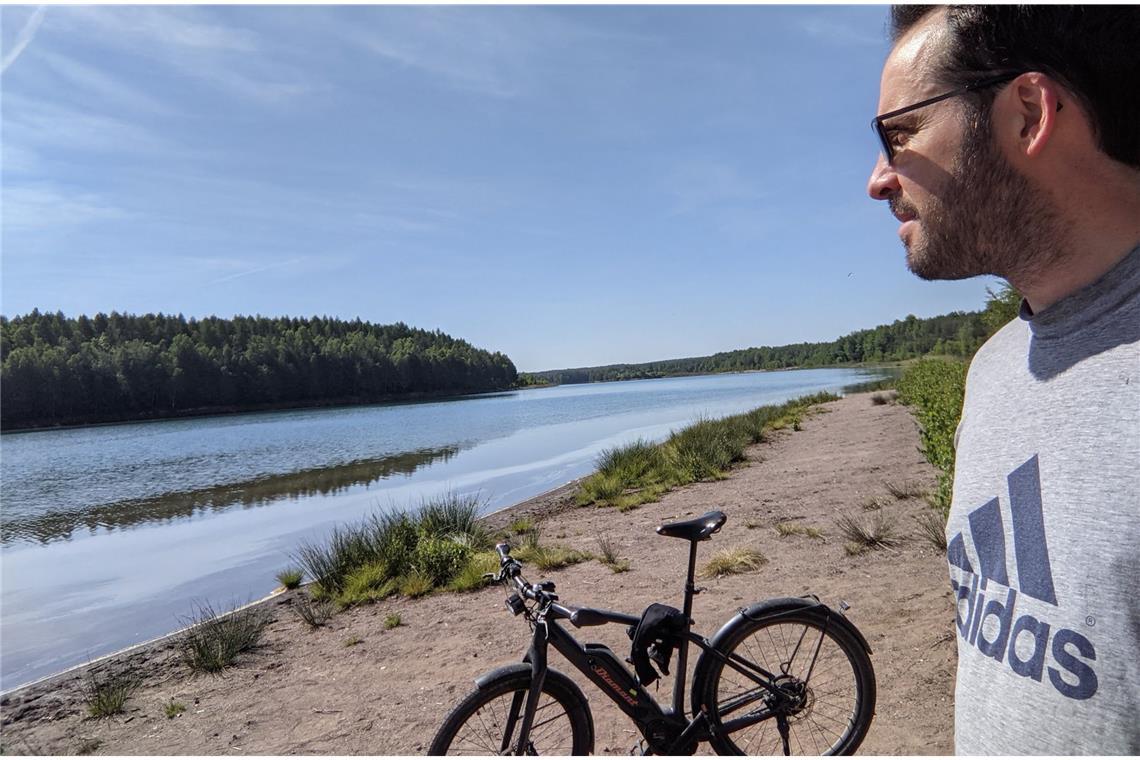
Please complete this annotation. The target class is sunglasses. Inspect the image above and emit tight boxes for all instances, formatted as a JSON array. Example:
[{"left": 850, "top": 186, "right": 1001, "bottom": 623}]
[{"left": 872, "top": 72, "right": 1025, "bottom": 164}]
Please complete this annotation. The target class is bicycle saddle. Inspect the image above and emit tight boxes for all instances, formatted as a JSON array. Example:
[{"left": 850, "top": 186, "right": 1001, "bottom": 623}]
[{"left": 655, "top": 510, "right": 727, "bottom": 541}]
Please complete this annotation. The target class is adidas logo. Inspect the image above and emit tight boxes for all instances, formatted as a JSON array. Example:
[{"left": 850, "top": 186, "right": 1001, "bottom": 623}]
[{"left": 947, "top": 455, "right": 1099, "bottom": 701}]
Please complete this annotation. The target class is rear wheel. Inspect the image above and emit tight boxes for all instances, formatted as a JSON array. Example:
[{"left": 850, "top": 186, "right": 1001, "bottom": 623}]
[
  {"left": 428, "top": 669, "right": 593, "bottom": 755},
  {"left": 698, "top": 609, "right": 875, "bottom": 755}
]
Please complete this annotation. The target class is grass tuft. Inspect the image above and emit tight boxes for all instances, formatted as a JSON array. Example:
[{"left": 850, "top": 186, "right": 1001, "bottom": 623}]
[
  {"left": 343, "top": 636, "right": 363, "bottom": 647},
  {"left": 293, "top": 592, "right": 336, "bottom": 628},
  {"left": 514, "top": 542, "right": 591, "bottom": 571},
  {"left": 861, "top": 494, "right": 892, "bottom": 511},
  {"left": 884, "top": 479, "right": 928, "bottom": 500},
  {"left": 835, "top": 511, "right": 901, "bottom": 551},
  {"left": 398, "top": 571, "right": 434, "bottom": 599},
  {"left": 915, "top": 509, "right": 948, "bottom": 551},
  {"left": 507, "top": 516, "right": 536, "bottom": 535},
  {"left": 775, "top": 522, "right": 825, "bottom": 540},
  {"left": 163, "top": 700, "right": 186, "bottom": 719},
  {"left": 699, "top": 547, "right": 768, "bottom": 579},
  {"left": 448, "top": 551, "right": 500, "bottom": 592},
  {"left": 83, "top": 668, "right": 139, "bottom": 719},
  {"left": 384, "top": 613, "right": 402, "bottom": 630},
  {"left": 178, "top": 601, "right": 271, "bottom": 673},
  {"left": 595, "top": 534, "right": 631, "bottom": 573},
  {"left": 275, "top": 567, "right": 304, "bottom": 590}
]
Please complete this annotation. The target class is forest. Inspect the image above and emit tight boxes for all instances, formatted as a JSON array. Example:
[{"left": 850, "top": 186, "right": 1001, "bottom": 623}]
[
  {"left": 0, "top": 312, "right": 518, "bottom": 429},
  {"left": 522, "top": 305, "right": 1003, "bottom": 386}
]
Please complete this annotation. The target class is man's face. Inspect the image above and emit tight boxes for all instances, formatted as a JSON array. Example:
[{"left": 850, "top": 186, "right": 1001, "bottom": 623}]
[{"left": 867, "top": 13, "right": 1055, "bottom": 282}]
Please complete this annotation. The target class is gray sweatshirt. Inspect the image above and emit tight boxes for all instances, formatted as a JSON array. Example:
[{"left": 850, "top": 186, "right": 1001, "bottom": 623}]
[{"left": 948, "top": 245, "right": 1140, "bottom": 755}]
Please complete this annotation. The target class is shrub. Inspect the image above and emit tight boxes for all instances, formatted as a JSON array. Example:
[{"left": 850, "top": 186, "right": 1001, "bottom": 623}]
[
  {"left": 83, "top": 668, "right": 138, "bottom": 718},
  {"left": 413, "top": 535, "right": 473, "bottom": 586},
  {"left": 179, "top": 601, "right": 271, "bottom": 673},
  {"left": 699, "top": 547, "right": 768, "bottom": 579},
  {"left": 275, "top": 567, "right": 304, "bottom": 590},
  {"left": 897, "top": 359, "right": 967, "bottom": 515}
]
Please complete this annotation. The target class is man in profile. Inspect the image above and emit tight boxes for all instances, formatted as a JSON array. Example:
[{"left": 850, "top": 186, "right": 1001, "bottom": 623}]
[{"left": 866, "top": 6, "right": 1139, "bottom": 754}]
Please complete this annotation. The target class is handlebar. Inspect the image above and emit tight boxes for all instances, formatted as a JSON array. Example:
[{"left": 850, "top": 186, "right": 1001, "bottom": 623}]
[{"left": 493, "top": 542, "right": 556, "bottom": 607}]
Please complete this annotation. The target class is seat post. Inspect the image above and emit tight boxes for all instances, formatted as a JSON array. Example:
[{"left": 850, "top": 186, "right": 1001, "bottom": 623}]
[{"left": 671, "top": 538, "right": 701, "bottom": 715}]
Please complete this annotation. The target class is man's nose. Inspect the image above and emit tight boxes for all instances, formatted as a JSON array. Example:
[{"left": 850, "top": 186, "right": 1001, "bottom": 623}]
[{"left": 866, "top": 153, "right": 900, "bottom": 200}]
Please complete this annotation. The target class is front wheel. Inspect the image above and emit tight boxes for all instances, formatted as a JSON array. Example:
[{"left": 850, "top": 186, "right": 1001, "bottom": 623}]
[
  {"left": 428, "top": 665, "right": 594, "bottom": 755},
  {"left": 696, "top": 605, "right": 876, "bottom": 755}
]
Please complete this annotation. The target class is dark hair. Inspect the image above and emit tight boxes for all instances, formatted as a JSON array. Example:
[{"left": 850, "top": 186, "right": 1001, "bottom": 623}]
[{"left": 890, "top": 5, "right": 1140, "bottom": 169}]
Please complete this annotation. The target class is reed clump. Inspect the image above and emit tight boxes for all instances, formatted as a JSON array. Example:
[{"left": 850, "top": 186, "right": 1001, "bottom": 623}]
[{"left": 178, "top": 601, "right": 270, "bottom": 673}]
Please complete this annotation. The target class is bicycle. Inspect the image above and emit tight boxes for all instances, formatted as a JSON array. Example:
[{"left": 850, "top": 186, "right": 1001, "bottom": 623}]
[{"left": 428, "top": 510, "right": 876, "bottom": 756}]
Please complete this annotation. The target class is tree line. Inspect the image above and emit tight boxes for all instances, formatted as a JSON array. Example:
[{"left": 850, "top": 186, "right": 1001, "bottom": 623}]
[
  {"left": 1, "top": 311, "right": 518, "bottom": 429},
  {"left": 522, "top": 297, "right": 1016, "bottom": 386}
]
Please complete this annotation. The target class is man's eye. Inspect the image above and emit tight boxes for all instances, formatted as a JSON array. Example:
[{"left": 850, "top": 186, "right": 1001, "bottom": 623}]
[{"left": 887, "top": 129, "right": 910, "bottom": 148}]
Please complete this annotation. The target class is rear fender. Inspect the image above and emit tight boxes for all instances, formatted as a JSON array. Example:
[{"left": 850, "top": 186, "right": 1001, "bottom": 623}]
[{"left": 690, "top": 596, "right": 872, "bottom": 716}]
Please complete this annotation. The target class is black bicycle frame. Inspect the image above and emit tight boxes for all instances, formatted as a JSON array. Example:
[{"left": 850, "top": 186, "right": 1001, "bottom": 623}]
[{"left": 507, "top": 540, "right": 823, "bottom": 755}]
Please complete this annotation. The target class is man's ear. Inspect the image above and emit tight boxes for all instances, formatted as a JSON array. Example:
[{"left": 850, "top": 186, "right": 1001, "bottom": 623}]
[{"left": 1003, "top": 72, "right": 1063, "bottom": 159}]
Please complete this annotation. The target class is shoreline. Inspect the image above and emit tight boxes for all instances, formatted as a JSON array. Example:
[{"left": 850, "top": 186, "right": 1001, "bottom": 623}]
[
  {"left": 0, "top": 478, "right": 587, "bottom": 698},
  {"left": 0, "top": 392, "right": 956, "bottom": 755}
]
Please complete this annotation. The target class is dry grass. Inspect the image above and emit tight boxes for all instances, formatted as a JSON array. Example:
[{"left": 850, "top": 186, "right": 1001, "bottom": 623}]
[
  {"left": 835, "top": 511, "right": 902, "bottom": 552},
  {"left": 915, "top": 509, "right": 948, "bottom": 551},
  {"left": 861, "top": 494, "right": 892, "bottom": 511},
  {"left": 775, "top": 522, "right": 825, "bottom": 540},
  {"left": 293, "top": 593, "right": 335, "bottom": 628},
  {"left": 595, "top": 534, "right": 631, "bottom": 573},
  {"left": 884, "top": 479, "right": 928, "bottom": 500},
  {"left": 699, "top": 547, "right": 768, "bottom": 579},
  {"left": 178, "top": 602, "right": 270, "bottom": 674}
]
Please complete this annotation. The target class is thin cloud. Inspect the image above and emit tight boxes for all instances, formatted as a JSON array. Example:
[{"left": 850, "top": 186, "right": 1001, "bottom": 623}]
[
  {"left": 2, "top": 185, "right": 131, "bottom": 230},
  {"left": 1, "top": 6, "right": 47, "bottom": 74},
  {"left": 207, "top": 259, "right": 298, "bottom": 285},
  {"left": 799, "top": 16, "right": 884, "bottom": 48}
]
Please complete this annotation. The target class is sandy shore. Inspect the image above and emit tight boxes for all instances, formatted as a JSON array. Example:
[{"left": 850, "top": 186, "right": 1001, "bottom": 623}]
[{"left": 0, "top": 393, "right": 956, "bottom": 755}]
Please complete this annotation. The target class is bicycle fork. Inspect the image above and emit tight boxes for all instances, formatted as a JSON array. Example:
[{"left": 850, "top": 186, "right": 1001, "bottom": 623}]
[{"left": 506, "top": 621, "right": 550, "bottom": 755}]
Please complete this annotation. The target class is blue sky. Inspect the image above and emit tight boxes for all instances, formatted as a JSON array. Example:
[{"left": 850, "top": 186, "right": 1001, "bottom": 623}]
[{"left": 0, "top": 5, "right": 1001, "bottom": 372}]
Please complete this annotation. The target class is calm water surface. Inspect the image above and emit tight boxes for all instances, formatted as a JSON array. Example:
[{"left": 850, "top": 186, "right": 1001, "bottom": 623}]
[{"left": 0, "top": 368, "right": 885, "bottom": 689}]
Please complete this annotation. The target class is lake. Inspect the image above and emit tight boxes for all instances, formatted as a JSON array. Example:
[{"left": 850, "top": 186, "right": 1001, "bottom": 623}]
[{"left": 0, "top": 367, "right": 887, "bottom": 690}]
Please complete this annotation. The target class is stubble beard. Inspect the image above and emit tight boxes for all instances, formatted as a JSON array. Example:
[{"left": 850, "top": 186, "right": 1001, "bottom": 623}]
[{"left": 900, "top": 114, "right": 1070, "bottom": 284}]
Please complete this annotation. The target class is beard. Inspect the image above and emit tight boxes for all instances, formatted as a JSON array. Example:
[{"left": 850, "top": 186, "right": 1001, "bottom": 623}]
[{"left": 896, "top": 113, "right": 1070, "bottom": 282}]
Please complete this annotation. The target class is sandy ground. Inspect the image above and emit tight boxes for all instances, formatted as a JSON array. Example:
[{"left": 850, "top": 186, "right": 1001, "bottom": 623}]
[{"left": 0, "top": 393, "right": 957, "bottom": 755}]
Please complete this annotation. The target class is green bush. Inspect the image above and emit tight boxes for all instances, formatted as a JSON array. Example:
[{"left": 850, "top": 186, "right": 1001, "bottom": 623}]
[
  {"left": 275, "top": 567, "right": 304, "bottom": 590},
  {"left": 413, "top": 535, "right": 472, "bottom": 586},
  {"left": 897, "top": 359, "right": 967, "bottom": 514}
]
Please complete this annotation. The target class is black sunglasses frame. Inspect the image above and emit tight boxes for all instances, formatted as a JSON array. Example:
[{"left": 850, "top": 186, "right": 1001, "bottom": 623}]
[{"left": 872, "top": 72, "right": 1025, "bottom": 164}]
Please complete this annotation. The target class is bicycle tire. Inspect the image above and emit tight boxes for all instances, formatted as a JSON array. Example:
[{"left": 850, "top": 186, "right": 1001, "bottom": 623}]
[
  {"left": 697, "top": 606, "right": 876, "bottom": 756},
  {"left": 428, "top": 666, "right": 594, "bottom": 755}
]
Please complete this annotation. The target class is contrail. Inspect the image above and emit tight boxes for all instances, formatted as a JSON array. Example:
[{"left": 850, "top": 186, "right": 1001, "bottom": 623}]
[{"left": 2, "top": 6, "right": 47, "bottom": 75}]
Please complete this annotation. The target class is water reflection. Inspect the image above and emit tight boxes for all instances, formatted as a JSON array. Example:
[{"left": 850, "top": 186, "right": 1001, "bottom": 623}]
[{"left": 1, "top": 445, "right": 462, "bottom": 545}]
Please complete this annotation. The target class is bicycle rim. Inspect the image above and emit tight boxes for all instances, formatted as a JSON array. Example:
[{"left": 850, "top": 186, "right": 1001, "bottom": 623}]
[
  {"left": 705, "top": 615, "right": 873, "bottom": 755},
  {"left": 431, "top": 674, "right": 589, "bottom": 755}
]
